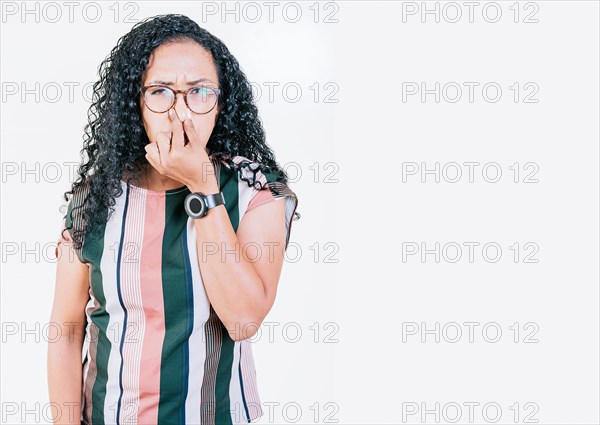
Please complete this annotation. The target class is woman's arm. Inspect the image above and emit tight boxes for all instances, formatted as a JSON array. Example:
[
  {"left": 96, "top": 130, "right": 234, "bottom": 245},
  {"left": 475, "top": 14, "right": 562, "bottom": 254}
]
[
  {"left": 189, "top": 175, "right": 288, "bottom": 342},
  {"left": 47, "top": 237, "right": 90, "bottom": 424}
]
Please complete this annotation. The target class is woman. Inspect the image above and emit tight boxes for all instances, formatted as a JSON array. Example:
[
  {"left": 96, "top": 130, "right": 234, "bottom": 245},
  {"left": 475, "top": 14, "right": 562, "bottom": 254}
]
[{"left": 48, "top": 14, "right": 299, "bottom": 425}]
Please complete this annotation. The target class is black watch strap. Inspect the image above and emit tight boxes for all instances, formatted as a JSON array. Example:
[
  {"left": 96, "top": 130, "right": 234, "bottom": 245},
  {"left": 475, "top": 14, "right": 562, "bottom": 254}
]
[{"left": 204, "top": 192, "right": 225, "bottom": 209}]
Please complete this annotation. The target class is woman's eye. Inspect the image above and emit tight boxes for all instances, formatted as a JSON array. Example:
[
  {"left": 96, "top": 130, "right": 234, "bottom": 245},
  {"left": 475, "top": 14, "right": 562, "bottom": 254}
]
[{"left": 191, "top": 87, "right": 211, "bottom": 95}]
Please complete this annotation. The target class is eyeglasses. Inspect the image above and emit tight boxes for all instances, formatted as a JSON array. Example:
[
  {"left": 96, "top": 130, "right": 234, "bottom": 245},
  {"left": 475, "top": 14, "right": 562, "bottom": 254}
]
[{"left": 140, "top": 84, "right": 221, "bottom": 115}]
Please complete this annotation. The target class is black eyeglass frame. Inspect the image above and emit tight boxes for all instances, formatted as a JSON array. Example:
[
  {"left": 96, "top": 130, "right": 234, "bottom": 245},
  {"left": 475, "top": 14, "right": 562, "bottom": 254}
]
[{"left": 140, "top": 84, "right": 222, "bottom": 115}]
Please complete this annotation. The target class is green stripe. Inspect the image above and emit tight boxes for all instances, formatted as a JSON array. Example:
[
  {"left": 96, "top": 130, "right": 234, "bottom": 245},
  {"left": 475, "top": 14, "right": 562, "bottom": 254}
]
[
  {"left": 212, "top": 163, "right": 241, "bottom": 425},
  {"left": 158, "top": 189, "right": 193, "bottom": 423},
  {"left": 219, "top": 163, "right": 240, "bottom": 232},
  {"left": 74, "top": 200, "right": 109, "bottom": 424}
]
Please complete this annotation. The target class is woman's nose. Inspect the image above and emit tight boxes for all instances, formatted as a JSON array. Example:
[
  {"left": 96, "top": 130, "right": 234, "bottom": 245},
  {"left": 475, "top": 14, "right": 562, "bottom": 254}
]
[{"left": 173, "top": 93, "right": 188, "bottom": 121}]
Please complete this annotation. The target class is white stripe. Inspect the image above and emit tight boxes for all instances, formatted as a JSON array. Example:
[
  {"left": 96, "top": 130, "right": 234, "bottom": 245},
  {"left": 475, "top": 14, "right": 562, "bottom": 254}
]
[
  {"left": 101, "top": 181, "right": 128, "bottom": 424},
  {"left": 80, "top": 291, "right": 95, "bottom": 421},
  {"left": 81, "top": 350, "right": 89, "bottom": 421},
  {"left": 235, "top": 155, "right": 269, "bottom": 227},
  {"left": 234, "top": 173, "right": 248, "bottom": 425},
  {"left": 241, "top": 340, "right": 263, "bottom": 420},
  {"left": 185, "top": 216, "right": 211, "bottom": 423},
  {"left": 230, "top": 174, "right": 260, "bottom": 423}
]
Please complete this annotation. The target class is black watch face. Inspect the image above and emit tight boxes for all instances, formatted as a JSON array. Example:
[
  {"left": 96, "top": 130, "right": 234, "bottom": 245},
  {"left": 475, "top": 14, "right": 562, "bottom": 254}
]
[{"left": 186, "top": 194, "right": 207, "bottom": 217}]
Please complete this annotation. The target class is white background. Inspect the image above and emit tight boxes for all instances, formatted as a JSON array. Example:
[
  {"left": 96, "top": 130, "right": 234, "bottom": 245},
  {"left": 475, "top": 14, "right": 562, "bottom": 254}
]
[{"left": 1, "top": 1, "right": 598, "bottom": 424}]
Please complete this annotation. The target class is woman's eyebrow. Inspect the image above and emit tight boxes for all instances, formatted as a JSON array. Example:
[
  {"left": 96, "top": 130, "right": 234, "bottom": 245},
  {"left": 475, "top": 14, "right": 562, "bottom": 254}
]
[{"left": 147, "top": 78, "right": 214, "bottom": 86}]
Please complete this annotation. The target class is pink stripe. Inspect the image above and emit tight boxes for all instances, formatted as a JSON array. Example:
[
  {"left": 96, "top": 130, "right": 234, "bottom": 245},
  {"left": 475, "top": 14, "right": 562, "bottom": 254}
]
[
  {"left": 246, "top": 186, "right": 275, "bottom": 213},
  {"left": 136, "top": 192, "right": 167, "bottom": 424}
]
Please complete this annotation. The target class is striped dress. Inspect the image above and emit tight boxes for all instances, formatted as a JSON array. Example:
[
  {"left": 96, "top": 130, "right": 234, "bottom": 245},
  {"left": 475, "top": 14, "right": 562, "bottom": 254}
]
[{"left": 55, "top": 155, "right": 299, "bottom": 425}]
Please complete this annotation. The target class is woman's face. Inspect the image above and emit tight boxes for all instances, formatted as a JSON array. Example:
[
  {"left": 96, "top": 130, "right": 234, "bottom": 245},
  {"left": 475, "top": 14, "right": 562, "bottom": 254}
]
[{"left": 139, "top": 39, "right": 221, "bottom": 150}]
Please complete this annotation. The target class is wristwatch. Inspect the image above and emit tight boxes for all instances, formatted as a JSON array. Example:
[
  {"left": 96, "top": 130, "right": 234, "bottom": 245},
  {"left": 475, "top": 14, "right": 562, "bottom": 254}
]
[{"left": 184, "top": 192, "right": 226, "bottom": 219}]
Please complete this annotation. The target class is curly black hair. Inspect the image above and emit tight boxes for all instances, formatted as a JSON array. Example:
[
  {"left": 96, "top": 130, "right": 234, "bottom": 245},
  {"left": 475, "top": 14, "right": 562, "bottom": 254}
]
[{"left": 63, "top": 14, "right": 295, "bottom": 251}]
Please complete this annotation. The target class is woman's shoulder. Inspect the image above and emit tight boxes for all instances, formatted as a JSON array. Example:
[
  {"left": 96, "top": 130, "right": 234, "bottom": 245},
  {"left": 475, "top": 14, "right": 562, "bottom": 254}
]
[
  {"left": 214, "top": 154, "right": 279, "bottom": 187},
  {"left": 56, "top": 179, "right": 93, "bottom": 263},
  {"left": 226, "top": 155, "right": 298, "bottom": 210},
  {"left": 212, "top": 153, "right": 300, "bottom": 247},
  {"left": 212, "top": 153, "right": 299, "bottom": 202}
]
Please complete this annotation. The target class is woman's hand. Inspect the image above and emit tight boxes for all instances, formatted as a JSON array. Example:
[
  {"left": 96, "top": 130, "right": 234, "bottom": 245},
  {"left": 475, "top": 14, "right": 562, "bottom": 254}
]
[{"left": 144, "top": 108, "right": 215, "bottom": 190}]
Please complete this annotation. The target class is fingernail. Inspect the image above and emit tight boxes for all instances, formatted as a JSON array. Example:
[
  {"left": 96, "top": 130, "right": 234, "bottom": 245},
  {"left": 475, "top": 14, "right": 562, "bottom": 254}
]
[{"left": 186, "top": 109, "right": 192, "bottom": 121}]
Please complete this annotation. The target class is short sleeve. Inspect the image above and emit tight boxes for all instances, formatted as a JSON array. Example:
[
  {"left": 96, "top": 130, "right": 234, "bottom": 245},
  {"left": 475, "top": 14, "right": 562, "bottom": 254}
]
[
  {"left": 55, "top": 214, "right": 74, "bottom": 260},
  {"left": 55, "top": 185, "right": 90, "bottom": 265},
  {"left": 226, "top": 155, "right": 300, "bottom": 250},
  {"left": 246, "top": 180, "right": 299, "bottom": 251}
]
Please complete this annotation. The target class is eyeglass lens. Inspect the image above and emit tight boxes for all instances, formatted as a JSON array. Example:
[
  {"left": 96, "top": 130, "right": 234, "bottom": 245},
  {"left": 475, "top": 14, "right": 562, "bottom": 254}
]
[{"left": 144, "top": 86, "right": 218, "bottom": 114}]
